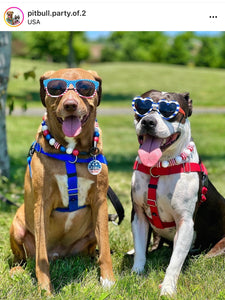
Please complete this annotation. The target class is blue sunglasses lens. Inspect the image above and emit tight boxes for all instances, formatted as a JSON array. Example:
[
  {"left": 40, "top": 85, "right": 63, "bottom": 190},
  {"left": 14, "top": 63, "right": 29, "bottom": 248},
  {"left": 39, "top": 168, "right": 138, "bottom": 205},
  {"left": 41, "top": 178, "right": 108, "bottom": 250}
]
[
  {"left": 158, "top": 101, "right": 177, "bottom": 118},
  {"left": 47, "top": 80, "right": 67, "bottom": 96},
  {"left": 76, "top": 80, "right": 96, "bottom": 97},
  {"left": 134, "top": 98, "right": 153, "bottom": 115}
]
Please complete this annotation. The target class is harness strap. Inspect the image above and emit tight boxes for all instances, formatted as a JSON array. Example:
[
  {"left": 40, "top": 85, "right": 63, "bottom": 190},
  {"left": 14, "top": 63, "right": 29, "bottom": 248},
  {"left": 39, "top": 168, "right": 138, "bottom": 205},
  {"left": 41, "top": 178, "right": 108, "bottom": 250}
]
[
  {"left": 33, "top": 142, "right": 107, "bottom": 164},
  {"left": 133, "top": 160, "right": 207, "bottom": 176},
  {"left": 133, "top": 160, "right": 208, "bottom": 229},
  {"left": 147, "top": 176, "right": 176, "bottom": 229},
  {"left": 28, "top": 142, "right": 107, "bottom": 213}
]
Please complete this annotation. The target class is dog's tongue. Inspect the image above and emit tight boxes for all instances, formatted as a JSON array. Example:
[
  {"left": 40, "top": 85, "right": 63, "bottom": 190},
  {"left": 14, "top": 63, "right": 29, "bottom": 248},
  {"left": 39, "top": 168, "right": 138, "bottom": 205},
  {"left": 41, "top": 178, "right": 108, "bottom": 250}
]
[
  {"left": 62, "top": 116, "right": 82, "bottom": 137},
  {"left": 138, "top": 135, "right": 162, "bottom": 167}
]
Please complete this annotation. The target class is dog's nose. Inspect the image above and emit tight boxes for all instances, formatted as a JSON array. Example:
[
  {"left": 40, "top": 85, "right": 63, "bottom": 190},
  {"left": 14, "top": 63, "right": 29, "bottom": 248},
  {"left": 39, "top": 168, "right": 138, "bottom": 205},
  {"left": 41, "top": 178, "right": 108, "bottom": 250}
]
[
  {"left": 141, "top": 117, "right": 157, "bottom": 130},
  {"left": 63, "top": 99, "right": 78, "bottom": 112}
]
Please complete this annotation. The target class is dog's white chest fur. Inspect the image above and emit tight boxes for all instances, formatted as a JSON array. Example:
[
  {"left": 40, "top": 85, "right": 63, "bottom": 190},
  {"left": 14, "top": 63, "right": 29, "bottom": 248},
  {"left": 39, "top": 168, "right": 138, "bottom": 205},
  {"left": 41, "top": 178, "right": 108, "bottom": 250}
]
[{"left": 55, "top": 175, "right": 94, "bottom": 208}]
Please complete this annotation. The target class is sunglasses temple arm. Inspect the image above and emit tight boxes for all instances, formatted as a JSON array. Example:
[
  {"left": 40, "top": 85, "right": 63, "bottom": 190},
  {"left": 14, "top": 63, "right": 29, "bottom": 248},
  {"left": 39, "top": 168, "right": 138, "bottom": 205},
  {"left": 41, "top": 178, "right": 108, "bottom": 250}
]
[{"left": 179, "top": 107, "right": 186, "bottom": 116}]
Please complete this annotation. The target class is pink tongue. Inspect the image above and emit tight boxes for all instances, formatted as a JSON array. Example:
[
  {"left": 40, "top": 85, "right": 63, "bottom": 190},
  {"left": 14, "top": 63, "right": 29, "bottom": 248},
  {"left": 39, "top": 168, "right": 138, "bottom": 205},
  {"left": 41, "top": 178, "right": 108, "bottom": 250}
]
[
  {"left": 138, "top": 136, "right": 162, "bottom": 167},
  {"left": 62, "top": 116, "right": 82, "bottom": 137}
]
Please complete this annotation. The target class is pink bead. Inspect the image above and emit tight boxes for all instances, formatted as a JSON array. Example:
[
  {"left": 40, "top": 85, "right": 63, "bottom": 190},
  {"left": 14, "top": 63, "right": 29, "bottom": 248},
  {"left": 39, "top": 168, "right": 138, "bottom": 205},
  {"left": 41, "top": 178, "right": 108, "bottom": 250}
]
[
  {"left": 72, "top": 149, "right": 79, "bottom": 156},
  {"left": 201, "top": 195, "right": 206, "bottom": 202},
  {"left": 94, "top": 137, "right": 99, "bottom": 142},
  {"left": 43, "top": 130, "right": 50, "bottom": 136},
  {"left": 202, "top": 187, "right": 208, "bottom": 195}
]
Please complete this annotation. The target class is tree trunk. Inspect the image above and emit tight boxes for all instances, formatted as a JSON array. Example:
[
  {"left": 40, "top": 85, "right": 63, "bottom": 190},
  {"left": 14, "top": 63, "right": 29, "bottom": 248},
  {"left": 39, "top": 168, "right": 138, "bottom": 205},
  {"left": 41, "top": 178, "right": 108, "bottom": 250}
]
[
  {"left": 0, "top": 32, "right": 11, "bottom": 178},
  {"left": 67, "top": 32, "right": 75, "bottom": 68}
]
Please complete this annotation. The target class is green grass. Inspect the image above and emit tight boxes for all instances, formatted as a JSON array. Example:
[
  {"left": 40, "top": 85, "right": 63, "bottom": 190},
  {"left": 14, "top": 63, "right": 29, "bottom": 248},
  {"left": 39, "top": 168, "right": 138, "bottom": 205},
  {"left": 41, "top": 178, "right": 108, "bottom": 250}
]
[
  {"left": 1, "top": 111, "right": 225, "bottom": 299},
  {"left": 8, "top": 58, "right": 225, "bottom": 109}
]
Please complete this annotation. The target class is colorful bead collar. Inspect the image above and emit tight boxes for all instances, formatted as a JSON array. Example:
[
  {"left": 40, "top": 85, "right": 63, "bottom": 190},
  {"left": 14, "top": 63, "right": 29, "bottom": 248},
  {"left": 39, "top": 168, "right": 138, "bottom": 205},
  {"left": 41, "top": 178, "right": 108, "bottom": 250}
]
[
  {"left": 41, "top": 115, "right": 100, "bottom": 157},
  {"left": 156, "top": 141, "right": 195, "bottom": 168}
]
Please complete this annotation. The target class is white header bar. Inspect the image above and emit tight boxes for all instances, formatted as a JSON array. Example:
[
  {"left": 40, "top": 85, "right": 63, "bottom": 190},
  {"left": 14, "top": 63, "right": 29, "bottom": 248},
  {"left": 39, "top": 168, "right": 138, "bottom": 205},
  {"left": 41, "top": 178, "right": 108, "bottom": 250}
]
[{"left": 1, "top": 2, "right": 225, "bottom": 31}]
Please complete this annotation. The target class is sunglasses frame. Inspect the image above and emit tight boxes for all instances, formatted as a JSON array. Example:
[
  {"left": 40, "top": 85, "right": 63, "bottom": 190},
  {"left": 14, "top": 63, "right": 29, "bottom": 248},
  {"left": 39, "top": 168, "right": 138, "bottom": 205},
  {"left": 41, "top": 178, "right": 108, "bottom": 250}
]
[
  {"left": 132, "top": 96, "right": 185, "bottom": 120},
  {"left": 43, "top": 78, "right": 99, "bottom": 98}
]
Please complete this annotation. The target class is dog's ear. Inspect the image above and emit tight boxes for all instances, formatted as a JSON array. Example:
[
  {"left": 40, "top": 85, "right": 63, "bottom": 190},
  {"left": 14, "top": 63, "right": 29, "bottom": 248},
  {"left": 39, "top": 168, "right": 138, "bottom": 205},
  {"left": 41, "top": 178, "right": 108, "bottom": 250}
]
[
  {"left": 88, "top": 70, "right": 102, "bottom": 106},
  {"left": 183, "top": 92, "right": 193, "bottom": 117},
  {"left": 40, "top": 70, "right": 55, "bottom": 107}
]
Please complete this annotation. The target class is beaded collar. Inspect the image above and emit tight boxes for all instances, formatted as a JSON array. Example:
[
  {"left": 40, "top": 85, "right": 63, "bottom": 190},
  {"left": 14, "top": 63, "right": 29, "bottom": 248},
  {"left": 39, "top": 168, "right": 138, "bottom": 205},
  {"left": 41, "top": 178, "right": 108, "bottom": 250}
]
[
  {"left": 41, "top": 115, "right": 100, "bottom": 157},
  {"left": 156, "top": 141, "right": 195, "bottom": 168}
]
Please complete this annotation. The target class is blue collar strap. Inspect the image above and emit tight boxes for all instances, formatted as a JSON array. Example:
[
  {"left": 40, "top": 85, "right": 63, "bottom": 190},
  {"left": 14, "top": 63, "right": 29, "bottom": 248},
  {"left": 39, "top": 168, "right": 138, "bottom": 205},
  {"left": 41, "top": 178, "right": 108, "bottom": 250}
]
[
  {"left": 33, "top": 142, "right": 107, "bottom": 164},
  {"left": 27, "top": 141, "right": 107, "bottom": 213}
]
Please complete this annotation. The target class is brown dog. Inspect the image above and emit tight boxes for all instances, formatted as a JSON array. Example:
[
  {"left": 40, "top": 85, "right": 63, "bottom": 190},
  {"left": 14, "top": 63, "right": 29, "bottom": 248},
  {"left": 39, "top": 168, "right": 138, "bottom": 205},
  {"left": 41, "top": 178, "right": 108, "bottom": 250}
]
[{"left": 10, "top": 68, "right": 115, "bottom": 294}]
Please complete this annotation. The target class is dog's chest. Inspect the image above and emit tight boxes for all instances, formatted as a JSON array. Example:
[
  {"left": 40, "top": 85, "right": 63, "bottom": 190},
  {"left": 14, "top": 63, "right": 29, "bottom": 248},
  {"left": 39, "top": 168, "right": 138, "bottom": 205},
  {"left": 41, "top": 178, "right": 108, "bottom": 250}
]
[
  {"left": 132, "top": 171, "right": 199, "bottom": 239},
  {"left": 55, "top": 175, "right": 94, "bottom": 208}
]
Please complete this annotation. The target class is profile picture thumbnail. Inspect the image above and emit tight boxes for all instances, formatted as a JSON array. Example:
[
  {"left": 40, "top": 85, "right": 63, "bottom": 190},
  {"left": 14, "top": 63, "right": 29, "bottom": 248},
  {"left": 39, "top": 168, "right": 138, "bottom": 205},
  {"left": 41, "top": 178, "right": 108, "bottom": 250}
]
[{"left": 4, "top": 7, "right": 24, "bottom": 27}]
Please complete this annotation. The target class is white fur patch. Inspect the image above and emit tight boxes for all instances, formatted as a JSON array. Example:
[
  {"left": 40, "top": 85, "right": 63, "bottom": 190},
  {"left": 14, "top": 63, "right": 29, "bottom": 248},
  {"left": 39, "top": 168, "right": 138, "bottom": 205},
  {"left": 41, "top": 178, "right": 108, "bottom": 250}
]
[
  {"left": 78, "top": 177, "right": 94, "bottom": 206},
  {"left": 61, "top": 177, "right": 94, "bottom": 232},
  {"left": 55, "top": 175, "right": 69, "bottom": 207},
  {"left": 65, "top": 137, "right": 76, "bottom": 149},
  {"left": 100, "top": 277, "right": 115, "bottom": 288},
  {"left": 55, "top": 175, "right": 94, "bottom": 208}
]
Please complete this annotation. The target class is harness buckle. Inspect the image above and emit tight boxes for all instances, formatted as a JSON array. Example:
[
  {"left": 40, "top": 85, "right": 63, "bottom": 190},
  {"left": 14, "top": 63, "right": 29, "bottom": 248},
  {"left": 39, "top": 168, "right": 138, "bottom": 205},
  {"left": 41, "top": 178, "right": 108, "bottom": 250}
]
[{"left": 150, "top": 167, "right": 160, "bottom": 178}]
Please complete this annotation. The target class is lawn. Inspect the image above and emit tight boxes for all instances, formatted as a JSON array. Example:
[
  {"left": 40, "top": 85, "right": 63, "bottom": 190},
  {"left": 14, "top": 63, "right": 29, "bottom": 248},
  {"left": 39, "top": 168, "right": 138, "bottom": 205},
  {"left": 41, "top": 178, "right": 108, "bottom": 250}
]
[
  {"left": 1, "top": 112, "right": 225, "bottom": 300},
  {"left": 1, "top": 60, "right": 225, "bottom": 299},
  {"left": 8, "top": 58, "right": 225, "bottom": 108}
]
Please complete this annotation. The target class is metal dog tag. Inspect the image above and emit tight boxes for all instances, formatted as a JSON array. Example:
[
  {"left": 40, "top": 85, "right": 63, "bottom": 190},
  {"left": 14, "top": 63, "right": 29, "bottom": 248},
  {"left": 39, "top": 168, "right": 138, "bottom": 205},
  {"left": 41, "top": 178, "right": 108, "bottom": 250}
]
[{"left": 88, "top": 159, "right": 102, "bottom": 175}]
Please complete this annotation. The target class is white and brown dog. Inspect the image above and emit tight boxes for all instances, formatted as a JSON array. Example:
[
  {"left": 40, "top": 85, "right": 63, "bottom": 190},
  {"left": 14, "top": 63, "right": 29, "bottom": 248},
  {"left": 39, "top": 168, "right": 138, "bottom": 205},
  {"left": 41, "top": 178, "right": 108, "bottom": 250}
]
[
  {"left": 131, "top": 89, "right": 225, "bottom": 296},
  {"left": 10, "top": 68, "right": 117, "bottom": 294}
]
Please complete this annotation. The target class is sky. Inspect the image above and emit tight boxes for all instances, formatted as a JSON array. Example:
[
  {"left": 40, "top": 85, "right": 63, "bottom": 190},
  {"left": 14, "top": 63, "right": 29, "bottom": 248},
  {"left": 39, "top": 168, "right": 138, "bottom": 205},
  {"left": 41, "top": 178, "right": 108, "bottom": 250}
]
[{"left": 86, "top": 31, "right": 222, "bottom": 41}]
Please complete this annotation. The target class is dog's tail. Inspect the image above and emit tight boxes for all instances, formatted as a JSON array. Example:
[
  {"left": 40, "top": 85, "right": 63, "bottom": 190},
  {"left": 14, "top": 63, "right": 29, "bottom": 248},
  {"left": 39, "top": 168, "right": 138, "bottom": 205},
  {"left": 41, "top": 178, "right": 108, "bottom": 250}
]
[{"left": 107, "top": 185, "right": 124, "bottom": 225}]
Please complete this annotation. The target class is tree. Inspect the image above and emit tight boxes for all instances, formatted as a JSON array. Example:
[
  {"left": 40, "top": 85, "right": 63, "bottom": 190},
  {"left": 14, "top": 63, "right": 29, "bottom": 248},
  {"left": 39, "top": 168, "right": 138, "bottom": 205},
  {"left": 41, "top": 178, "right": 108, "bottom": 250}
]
[
  {"left": 101, "top": 32, "right": 169, "bottom": 62},
  {"left": 13, "top": 32, "right": 89, "bottom": 66},
  {"left": 0, "top": 32, "right": 11, "bottom": 178},
  {"left": 195, "top": 36, "right": 221, "bottom": 68}
]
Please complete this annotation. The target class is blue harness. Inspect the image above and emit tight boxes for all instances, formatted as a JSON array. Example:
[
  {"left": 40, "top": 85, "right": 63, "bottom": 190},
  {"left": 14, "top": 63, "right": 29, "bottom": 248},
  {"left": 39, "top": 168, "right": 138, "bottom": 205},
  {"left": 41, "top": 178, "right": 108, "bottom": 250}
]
[{"left": 27, "top": 142, "right": 107, "bottom": 213}]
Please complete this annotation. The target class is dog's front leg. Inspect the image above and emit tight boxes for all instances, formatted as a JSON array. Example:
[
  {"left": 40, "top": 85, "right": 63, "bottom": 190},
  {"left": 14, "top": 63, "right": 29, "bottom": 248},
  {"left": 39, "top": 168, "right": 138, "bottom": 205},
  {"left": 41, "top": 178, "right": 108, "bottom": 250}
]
[
  {"left": 160, "top": 216, "right": 194, "bottom": 297},
  {"left": 92, "top": 177, "right": 115, "bottom": 288},
  {"left": 131, "top": 204, "right": 150, "bottom": 273},
  {"left": 34, "top": 197, "right": 52, "bottom": 294}
]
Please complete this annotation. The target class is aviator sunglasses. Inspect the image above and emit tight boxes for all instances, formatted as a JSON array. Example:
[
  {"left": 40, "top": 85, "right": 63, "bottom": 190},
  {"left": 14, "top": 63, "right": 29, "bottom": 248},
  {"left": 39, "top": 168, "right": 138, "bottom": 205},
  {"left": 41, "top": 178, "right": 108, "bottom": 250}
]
[
  {"left": 43, "top": 78, "right": 99, "bottom": 98},
  {"left": 132, "top": 96, "right": 185, "bottom": 120}
]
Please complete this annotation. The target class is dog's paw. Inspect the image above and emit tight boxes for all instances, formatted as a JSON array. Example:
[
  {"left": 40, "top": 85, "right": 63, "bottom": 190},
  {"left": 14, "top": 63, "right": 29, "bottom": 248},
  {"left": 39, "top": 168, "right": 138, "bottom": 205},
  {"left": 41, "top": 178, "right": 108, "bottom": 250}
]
[
  {"left": 9, "top": 266, "right": 25, "bottom": 277},
  {"left": 160, "top": 282, "right": 177, "bottom": 297},
  {"left": 100, "top": 277, "right": 115, "bottom": 289},
  {"left": 131, "top": 261, "right": 145, "bottom": 274}
]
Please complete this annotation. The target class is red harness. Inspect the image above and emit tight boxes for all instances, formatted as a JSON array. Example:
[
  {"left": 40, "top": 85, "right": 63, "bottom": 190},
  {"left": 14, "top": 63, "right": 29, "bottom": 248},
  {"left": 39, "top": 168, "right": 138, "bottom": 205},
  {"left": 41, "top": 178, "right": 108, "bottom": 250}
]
[{"left": 133, "top": 160, "right": 208, "bottom": 229}]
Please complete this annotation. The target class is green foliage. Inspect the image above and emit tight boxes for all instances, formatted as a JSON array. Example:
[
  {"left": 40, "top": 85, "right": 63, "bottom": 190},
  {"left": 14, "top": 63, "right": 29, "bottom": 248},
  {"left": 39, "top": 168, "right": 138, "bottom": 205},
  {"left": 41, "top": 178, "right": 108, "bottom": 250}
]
[
  {"left": 166, "top": 32, "right": 197, "bottom": 65},
  {"left": 12, "top": 32, "right": 89, "bottom": 65},
  {"left": 101, "top": 31, "right": 225, "bottom": 69},
  {"left": 101, "top": 32, "right": 169, "bottom": 63}
]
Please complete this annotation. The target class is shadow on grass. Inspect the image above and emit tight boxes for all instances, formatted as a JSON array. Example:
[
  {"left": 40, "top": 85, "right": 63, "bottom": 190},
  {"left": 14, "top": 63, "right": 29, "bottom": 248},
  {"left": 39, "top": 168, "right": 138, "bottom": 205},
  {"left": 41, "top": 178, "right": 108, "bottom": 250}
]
[
  {"left": 102, "top": 93, "right": 134, "bottom": 103},
  {"left": 120, "top": 246, "right": 173, "bottom": 276},
  {"left": 8, "top": 91, "right": 41, "bottom": 104},
  {"left": 107, "top": 153, "right": 136, "bottom": 173},
  {"left": 23, "top": 255, "right": 97, "bottom": 294}
]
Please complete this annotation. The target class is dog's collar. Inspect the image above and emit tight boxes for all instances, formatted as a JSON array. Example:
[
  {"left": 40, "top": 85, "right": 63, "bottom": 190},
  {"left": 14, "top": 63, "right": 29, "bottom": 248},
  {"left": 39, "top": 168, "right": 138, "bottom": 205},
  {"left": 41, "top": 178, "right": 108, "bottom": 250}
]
[
  {"left": 41, "top": 116, "right": 100, "bottom": 157},
  {"left": 133, "top": 160, "right": 208, "bottom": 229}
]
